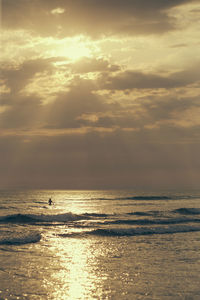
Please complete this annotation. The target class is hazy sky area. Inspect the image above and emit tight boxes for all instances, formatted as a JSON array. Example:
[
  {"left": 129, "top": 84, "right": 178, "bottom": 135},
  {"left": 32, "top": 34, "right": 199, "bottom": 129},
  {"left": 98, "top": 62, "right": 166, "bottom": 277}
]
[{"left": 0, "top": 0, "right": 200, "bottom": 189}]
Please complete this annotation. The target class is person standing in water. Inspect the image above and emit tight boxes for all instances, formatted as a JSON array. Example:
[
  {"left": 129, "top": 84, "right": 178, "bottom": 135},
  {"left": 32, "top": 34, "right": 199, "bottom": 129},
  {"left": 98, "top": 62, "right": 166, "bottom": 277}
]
[{"left": 48, "top": 198, "right": 52, "bottom": 205}]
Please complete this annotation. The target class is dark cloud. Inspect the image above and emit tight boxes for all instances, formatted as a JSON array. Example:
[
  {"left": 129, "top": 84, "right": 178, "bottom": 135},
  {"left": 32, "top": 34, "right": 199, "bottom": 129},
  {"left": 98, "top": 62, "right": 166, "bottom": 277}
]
[
  {"left": 1, "top": 58, "right": 199, "bottom": 131},
  {"left": 99, "top": 70, "right": 180, "bottom": 90},
  {"left": 0, "top": 58, "right": 59, "bottom": 129},
  {"left": 2, "top": 0, "right": 195, "bottom": 37},
  {"left": 0, "top": 58, "right": 57, "bottom": 94},
  {"left": 170, "top": 43, "right": 188, "bottom": 48},
  {"left": 142, "top": 95, "right": 200, "bottom": 120},
  {"left": 84, "top": 94, "right": 200, "bottom": 130},
  {"left": 45, "top": 80, "right": 108, "bottom": 129},
  {"left": 98, "top": 64, "right": 200, "bottom": 90}
]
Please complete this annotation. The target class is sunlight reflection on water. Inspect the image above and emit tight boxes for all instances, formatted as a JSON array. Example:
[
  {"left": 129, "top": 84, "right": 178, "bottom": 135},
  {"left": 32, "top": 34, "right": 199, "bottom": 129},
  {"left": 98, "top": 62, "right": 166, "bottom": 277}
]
[
  {"left": 48, "top": 236, "right": 102, "bottom": 300},
  {"left": 39, "top": 191, "right": 108, "bottom": 299}
]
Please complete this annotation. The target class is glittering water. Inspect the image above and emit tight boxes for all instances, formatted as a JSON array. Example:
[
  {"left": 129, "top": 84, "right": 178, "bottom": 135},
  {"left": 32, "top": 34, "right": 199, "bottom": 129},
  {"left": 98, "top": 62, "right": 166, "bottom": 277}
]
[{"left": 0, "top": 189, "right": 200, "bottom": 299}]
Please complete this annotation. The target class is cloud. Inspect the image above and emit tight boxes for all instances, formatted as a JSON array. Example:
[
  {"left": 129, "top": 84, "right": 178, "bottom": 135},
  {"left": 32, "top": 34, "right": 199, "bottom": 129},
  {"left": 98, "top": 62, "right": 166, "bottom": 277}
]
[
  {"left": 0, "top": 57, "right": 60, "bottom": 129},
  {"left": 99, "top": 70, "right": 180, "bottom": 90},
  {"left": 45, "top": 80, "right": 108, "bottom": 129},
  {"left": 170, "top": 43, "right": 188, "bottom": 48},
  {"left": 70, "top": 57, "right": 120, "bottom": 74},
  {"left": 2, "top": 0, "right": 195, "bottom": 37},
  {"left": 1, "top": 57, "right": 199, "bottom": 132},
  {"left": 98, "top": 64, "right": 200, "bottom": 90},
  {"left": 43, "top": 73, "right": 200, "bottom": 131},
  {"left": 1, "top": 47, "right": 199, "bottom": 134},
  {"left": 85, "top": 93, "right": 200, "bottom": 131},
  {"left": 0, "top": 58, "right": 57, "bottom": 94}
]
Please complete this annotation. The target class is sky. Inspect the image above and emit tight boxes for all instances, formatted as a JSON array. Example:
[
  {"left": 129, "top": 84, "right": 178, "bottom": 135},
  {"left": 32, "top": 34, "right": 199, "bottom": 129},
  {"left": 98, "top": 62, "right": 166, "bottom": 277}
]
[{"left": 0, "top": 0, "right": 200, "bottom": 190}]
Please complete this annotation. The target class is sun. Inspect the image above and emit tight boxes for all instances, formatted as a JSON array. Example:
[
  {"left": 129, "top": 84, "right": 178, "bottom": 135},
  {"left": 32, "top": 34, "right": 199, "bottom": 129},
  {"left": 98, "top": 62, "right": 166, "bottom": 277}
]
[{"left": 51, "top": 36, "right": 93, "bottom": 61}]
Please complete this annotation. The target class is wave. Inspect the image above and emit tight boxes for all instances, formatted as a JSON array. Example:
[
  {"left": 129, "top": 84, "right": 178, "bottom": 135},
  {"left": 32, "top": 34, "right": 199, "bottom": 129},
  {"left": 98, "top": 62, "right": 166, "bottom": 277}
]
[
  {"left": 83, "top": 213, "right": 109, "bottom": 218},
  {"left": 103, "top": 217, "right": 200, "bottom": 226},
  {"left": 93, "top": 195, "right": 200, "bottom": 201},
  {"left": 0, "top": 232, "right": 41, "bottom": 245},
  {"left": 128, "top": 208, "right": 200, "bottom": 217},
  {"left": 91, "top": 195, "right": 172, "bottom": 201},
  {"left": 126, "top": 196, "right": 171, "bottom": 200},
  {"left": 87, "top": 225, "right": 200, "bottom": 237},
  {"left": 127, "top": 211, "right": 159, "bottom": 216},
  {"left": 0, "top": 212, "right": 91, "bottom": 224},
  {"left": 1, "top": 208, "right": 200, "bottom": 226},
  {"left": 173, "top": 208, "right": 200, "bottom": 215},
  {"left": 90, "top": 194, "right": 200, "bottom": 202}
]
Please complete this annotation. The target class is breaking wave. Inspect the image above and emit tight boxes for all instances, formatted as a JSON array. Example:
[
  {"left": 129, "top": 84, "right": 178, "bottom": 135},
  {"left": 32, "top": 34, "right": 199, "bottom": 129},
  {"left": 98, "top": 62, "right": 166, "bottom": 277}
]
[
  {"left": 103, "top": 217, "right": 200, "bottom": 226},
  {"left": 0, "top": 232, "right": 41, "bottom": 245},
  {"left": 87, "top": 225, "right": 200, "bottom": 237},
  {"left": 1, "top": 207, "right": 200, "bottom": 225},
  {"left": 173, "top": 208, "right": 200, "bottom": 215},
  {"left": 0, "top": 213, "right": 90, "bottom": 224},
  {"left": 127, "top": 211, "right": 159, "bottom": 216}
]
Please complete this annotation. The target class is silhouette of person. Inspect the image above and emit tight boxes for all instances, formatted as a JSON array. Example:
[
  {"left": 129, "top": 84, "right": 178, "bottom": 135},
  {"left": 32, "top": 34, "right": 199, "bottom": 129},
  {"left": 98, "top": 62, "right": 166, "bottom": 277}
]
[{"left": 48, "top": 198, "right": 52, "bottom": 205}]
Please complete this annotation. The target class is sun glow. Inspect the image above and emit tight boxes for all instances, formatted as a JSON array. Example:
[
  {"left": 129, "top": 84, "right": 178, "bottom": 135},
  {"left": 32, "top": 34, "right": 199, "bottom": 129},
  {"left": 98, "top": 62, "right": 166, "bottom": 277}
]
[{"left": 50, "top": 36, "right": 93, "bottom": 61}]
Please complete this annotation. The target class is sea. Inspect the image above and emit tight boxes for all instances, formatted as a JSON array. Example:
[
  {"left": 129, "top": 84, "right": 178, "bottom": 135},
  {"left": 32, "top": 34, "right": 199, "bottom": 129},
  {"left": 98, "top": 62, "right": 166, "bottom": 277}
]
[{"left": 0, "top": 189, "right": 200, "bottom": 300}]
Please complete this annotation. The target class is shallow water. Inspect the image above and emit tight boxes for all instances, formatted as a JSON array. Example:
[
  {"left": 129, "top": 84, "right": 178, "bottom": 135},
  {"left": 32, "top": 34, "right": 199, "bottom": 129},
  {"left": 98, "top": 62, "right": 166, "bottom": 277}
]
[{"left": 0, "top": 189, "right": 200, "bottom": 299}]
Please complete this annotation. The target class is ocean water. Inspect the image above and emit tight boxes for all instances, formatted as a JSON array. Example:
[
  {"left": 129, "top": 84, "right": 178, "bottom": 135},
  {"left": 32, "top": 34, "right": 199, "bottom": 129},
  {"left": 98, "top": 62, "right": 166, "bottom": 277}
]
[{"left": 0, "top": 189, "right": 200, "bottom": 300}]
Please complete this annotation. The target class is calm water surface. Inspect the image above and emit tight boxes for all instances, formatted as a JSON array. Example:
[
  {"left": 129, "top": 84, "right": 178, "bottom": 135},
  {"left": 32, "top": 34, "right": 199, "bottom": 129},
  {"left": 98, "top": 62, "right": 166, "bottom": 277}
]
[{"left": 0, "top": 189, "right": 200, "bottom": 299}]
